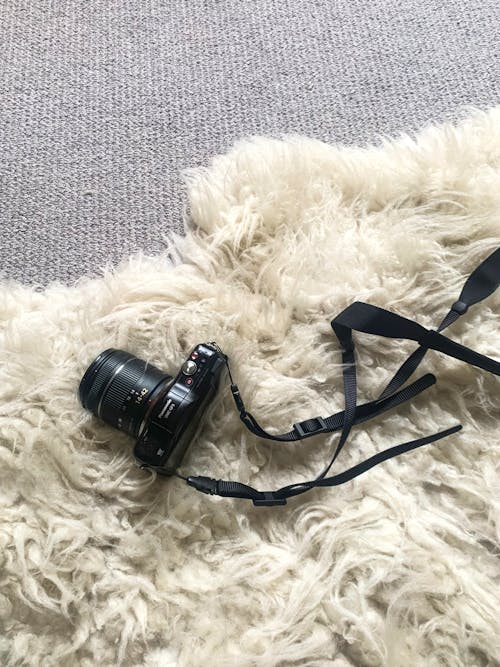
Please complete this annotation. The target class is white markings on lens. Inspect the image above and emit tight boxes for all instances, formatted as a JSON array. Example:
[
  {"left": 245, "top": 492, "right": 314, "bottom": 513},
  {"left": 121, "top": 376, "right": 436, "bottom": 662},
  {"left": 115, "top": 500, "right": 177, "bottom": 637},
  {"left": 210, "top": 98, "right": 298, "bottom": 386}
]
[{"left": 96, "top": 358, "right": 136, "bottom": 418}]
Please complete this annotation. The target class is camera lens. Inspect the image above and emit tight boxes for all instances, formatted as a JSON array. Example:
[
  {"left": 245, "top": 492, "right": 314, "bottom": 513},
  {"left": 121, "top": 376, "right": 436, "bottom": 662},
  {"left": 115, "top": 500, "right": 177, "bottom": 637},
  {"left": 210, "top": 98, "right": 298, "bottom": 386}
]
[{"left": 79, "top": 349, "right": 173, "bottom": 438}]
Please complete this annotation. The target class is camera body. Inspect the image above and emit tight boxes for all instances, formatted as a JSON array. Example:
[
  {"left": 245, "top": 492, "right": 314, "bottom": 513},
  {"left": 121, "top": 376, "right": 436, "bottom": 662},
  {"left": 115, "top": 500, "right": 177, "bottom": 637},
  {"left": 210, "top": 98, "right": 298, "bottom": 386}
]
[{"left": 79, "top": 343, "right": 227, "bottom": 475}]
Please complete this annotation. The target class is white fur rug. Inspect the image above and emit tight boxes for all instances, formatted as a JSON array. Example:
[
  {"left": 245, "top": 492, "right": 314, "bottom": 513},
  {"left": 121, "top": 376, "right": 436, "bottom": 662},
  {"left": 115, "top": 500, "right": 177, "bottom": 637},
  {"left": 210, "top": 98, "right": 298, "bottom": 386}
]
[{"left": 0, "top": 109, "right": 499, "bottom": 667}]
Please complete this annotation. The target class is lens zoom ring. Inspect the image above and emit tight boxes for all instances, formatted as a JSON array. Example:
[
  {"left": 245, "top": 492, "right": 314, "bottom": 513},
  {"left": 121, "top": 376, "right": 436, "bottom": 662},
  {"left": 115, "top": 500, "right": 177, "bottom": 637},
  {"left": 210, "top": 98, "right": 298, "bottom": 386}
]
[{"left": 100, "top": 359, "right": 147, "bottom": 414}]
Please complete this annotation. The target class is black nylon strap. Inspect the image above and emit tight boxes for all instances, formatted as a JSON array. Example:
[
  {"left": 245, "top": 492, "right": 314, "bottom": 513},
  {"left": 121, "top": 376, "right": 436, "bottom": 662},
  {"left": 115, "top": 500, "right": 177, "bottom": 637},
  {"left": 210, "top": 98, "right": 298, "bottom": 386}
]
[
  {"left": 333, "top": 303, "right": 500, "bottom": 376},
  {"left": 230, "top": 369, "right": 436, "bottom": 441},
  {"left": 459, "top": 248, "right": 500, "bottom": 305},
  {"left": 184, "top": 247, "right": 499, "bottom": 506},
  {"left": 379, "top": 247, "right": 500, "bottom": 398},
  {"left": 231, "top": 373, "right": 436, "bottom": 439},
  {"left": 186, "top": 424, "right": 462, "bottom": 505},
  {"left": 316, "top": 322, "right": 356, "bottom": 478},
  {"left": 311, "top": 246, "right": 499, "bottom": 490}
]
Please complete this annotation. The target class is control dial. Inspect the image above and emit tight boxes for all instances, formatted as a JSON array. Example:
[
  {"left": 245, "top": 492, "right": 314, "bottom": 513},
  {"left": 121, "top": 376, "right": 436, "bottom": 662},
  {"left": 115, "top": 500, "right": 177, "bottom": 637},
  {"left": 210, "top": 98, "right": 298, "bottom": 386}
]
[{"left": 182, "top": 360, "right": 198, "bottom": 376}]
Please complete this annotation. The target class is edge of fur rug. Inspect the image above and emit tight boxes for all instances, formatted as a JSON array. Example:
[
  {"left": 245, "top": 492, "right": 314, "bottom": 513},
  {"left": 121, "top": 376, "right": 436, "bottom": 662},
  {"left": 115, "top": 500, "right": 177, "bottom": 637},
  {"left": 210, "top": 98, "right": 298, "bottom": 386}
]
[{"left": 0, "top": 108, "right": 499, "bottom": 667}]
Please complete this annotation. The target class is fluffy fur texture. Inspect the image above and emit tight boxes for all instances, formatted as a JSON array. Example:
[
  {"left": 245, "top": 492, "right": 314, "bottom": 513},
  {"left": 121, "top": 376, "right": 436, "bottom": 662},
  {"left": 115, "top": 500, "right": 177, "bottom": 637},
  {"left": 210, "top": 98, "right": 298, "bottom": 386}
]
[{"left": 0, "top": 109, "right": 499, "bottom": 667}]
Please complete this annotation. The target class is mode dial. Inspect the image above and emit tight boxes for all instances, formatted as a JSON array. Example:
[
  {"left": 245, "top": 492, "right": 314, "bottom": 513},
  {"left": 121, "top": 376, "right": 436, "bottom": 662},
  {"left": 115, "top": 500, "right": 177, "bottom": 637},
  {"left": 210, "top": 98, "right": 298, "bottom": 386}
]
[{"left": 182, "top": 360, "right": 197, "bottom": 376}]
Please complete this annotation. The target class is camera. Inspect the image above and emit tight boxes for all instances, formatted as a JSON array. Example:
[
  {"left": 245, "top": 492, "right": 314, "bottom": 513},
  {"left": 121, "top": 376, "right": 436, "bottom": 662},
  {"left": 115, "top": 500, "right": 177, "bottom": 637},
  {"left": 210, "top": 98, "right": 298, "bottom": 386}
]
[
  {"left": 76, "top": 248, "right": 498, "bottom": 506},
  {"left": 79, "top": 343, "right": 227, "bottom": 474}
]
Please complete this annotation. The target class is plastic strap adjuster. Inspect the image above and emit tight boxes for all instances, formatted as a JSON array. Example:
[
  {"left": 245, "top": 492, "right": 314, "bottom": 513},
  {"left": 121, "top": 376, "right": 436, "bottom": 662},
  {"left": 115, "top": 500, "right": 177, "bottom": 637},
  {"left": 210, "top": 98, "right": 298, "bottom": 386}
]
[
  {"left": 293, "top": 416, "right": 328, "bottom": 438},
  {"left": 253, "top": 492, "right": 287, "bottom": 506}
]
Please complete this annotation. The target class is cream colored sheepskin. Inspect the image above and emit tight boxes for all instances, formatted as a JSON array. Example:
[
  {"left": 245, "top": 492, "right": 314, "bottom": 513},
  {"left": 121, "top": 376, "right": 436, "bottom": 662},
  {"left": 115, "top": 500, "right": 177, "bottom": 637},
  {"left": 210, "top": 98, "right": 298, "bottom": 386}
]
[{"left": 0, "top": 109, "right": 499, "bottom": 667}]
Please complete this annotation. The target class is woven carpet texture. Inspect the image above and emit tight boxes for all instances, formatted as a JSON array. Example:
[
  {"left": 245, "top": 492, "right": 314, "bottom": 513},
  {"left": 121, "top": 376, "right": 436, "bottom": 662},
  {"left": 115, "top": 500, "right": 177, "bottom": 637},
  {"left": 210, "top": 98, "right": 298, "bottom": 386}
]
[{"left": 0, "top": 1, "right": 499, "bottom": 285}]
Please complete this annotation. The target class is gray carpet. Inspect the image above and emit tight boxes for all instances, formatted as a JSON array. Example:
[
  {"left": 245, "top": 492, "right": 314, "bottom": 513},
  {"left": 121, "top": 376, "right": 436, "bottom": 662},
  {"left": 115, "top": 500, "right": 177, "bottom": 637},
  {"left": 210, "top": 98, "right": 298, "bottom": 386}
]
[{"left": 1, "top": 1, "right": 498, "bottom": 286}]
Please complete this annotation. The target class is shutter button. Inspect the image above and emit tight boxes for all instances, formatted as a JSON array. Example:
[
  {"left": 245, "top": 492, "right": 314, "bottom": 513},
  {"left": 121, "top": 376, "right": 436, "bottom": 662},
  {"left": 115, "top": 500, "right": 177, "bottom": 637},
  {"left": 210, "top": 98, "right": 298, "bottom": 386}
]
[{"left": 182, "top": 360, "right": 198, "bottom": 376}]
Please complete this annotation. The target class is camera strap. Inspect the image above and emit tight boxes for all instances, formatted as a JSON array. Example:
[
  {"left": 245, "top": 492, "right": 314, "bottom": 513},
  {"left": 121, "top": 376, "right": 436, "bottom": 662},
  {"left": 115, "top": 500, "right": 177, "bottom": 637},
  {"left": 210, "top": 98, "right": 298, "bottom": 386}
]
[{"left": 184, "top": 247, "right": 499, "bottom": 506}]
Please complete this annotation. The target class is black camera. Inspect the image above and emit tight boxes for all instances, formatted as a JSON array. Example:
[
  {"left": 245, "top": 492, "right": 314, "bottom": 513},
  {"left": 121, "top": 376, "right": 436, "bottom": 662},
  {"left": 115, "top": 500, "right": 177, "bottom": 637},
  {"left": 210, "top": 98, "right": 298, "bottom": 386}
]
[
  {"left": 79, "top": 343, "right": 227, "bottom": 474},
  {"left": 76, "top": 249, "right": 498, "bottom": 506}
]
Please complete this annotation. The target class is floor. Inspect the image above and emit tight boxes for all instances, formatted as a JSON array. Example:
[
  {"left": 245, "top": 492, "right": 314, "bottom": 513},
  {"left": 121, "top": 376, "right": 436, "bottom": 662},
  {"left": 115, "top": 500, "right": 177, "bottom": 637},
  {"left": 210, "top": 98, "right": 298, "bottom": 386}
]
[{"left": 0, "top": 1, "right": 498, "bottom": 285}]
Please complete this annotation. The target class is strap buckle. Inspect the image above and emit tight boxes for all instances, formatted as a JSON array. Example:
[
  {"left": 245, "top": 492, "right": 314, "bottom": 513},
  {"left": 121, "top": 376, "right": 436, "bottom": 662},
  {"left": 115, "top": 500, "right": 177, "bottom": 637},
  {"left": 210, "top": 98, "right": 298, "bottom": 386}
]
[
  {"left": 293, "top": 416, "right": 328, "bottom": 438},
  {"left": 253, "top": 492, "right": 287, "bottom": 506}
]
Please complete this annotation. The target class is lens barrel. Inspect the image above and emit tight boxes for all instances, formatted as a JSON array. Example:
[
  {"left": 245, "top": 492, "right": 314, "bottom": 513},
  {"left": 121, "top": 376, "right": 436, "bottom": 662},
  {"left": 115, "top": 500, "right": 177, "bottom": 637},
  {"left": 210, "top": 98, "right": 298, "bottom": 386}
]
[{"left": 79, "top": 349, "right": 173, "bottom": 438}]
